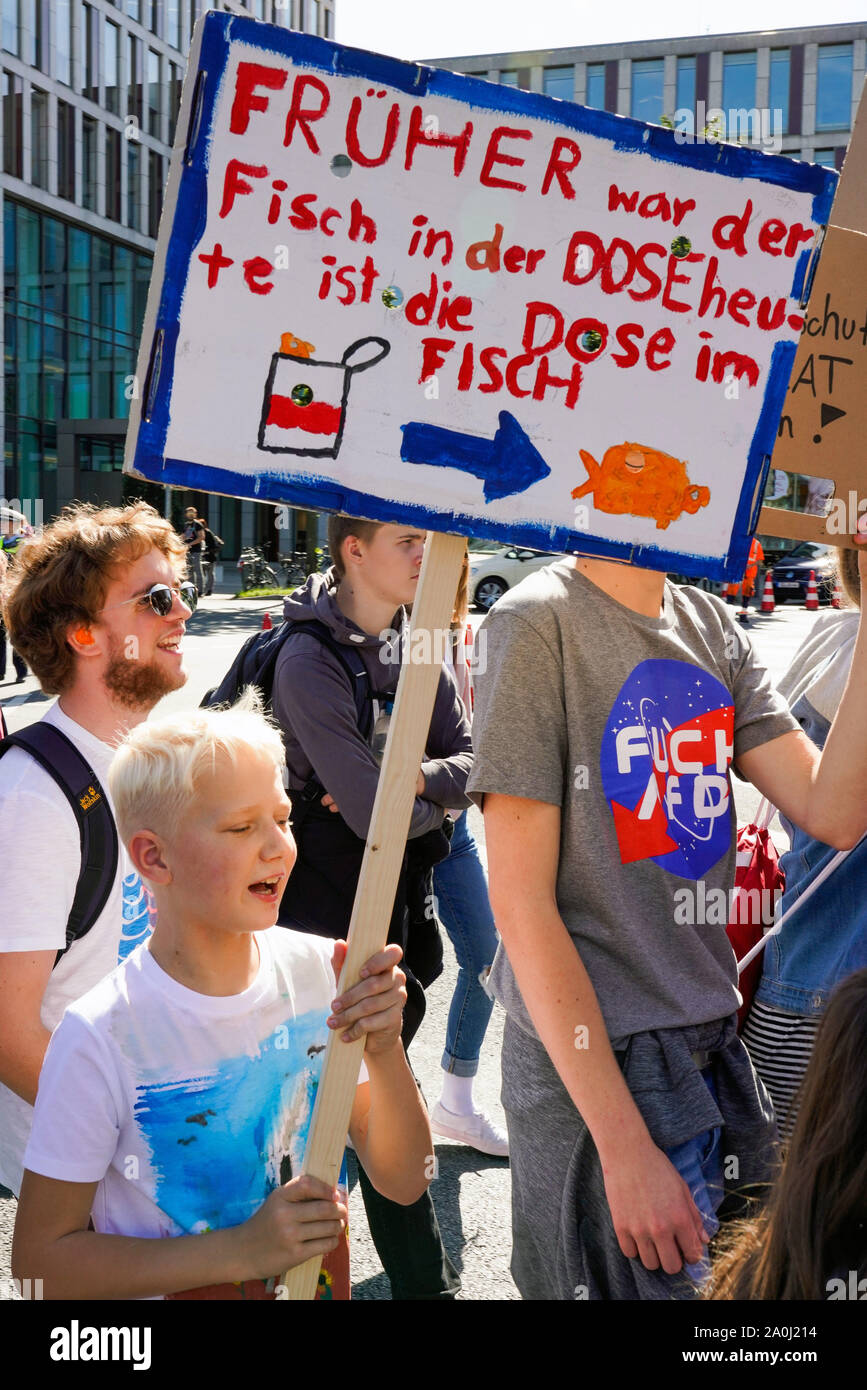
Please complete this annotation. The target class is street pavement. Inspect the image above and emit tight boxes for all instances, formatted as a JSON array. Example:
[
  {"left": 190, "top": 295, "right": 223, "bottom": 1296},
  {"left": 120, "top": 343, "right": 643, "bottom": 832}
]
[{"left": 0, "top": 584, "right": 822, "bottom": 1301}]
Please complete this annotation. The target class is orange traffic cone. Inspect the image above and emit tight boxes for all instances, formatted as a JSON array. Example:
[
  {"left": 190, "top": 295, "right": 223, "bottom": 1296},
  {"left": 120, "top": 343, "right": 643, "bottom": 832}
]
[
  {"left": 760, "top": 572, "right": 775, "bottom": 613},
  {"left": 832, "top": 577, "right": 842, "bottom": 609},
  {"left": 805, "top": 570, "right": 819, "bottom": 611},
  {"left": 262, "top": 611, "right": 273, "bottom": 631}
]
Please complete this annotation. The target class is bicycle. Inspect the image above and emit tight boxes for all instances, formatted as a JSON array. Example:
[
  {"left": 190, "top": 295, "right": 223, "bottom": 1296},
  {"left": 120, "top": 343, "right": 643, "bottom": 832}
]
[
  {"left": 237, "top": 546, "right": 280, "bottom": 589},
  {"left": 279, "top": 552, "right": 308, "bottom": 588}
]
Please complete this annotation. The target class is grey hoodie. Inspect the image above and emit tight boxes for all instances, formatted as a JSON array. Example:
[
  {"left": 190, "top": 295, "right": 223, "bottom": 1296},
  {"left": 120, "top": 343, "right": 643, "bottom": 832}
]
[{"left": 271, "top": 569, "right": 473, "bottom": 840}]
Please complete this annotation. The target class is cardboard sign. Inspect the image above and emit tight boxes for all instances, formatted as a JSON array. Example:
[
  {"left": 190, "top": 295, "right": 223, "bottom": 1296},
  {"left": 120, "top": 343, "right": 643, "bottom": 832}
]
[
  {"left": 761, "top": 89, "right": 867, "bottom": 548},
  {"left": 125, "top": 12, "right": 837, "bottom": 581}
]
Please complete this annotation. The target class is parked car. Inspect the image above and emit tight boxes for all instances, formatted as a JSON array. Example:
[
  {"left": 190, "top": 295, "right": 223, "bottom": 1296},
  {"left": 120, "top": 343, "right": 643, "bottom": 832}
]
[
  {"left": 469, "top": 546, "right": 568, "bottom": 610},
  {"left": 771, "top": 542, "right": 835, "bottom": 604}
]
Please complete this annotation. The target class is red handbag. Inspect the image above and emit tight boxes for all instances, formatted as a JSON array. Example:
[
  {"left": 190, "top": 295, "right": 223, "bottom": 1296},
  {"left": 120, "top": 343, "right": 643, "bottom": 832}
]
[{"left": 727, "top": 800, "right": 785, "bottom": 1032}]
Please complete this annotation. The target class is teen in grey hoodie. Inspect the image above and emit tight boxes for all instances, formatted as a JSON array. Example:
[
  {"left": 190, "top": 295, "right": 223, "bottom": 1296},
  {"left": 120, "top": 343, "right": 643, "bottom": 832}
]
[{"left": 272, "top": 568, "right": 473, "bottom": 838}]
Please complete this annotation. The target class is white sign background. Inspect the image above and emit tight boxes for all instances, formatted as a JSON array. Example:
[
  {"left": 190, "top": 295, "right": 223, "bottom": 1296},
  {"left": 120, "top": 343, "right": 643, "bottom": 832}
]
[{"left": 127, "top": 14, "right": 837, "bottom": 578}]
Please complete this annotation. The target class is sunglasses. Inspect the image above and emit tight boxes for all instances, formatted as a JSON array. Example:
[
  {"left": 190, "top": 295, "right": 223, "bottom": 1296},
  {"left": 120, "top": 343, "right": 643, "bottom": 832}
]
[{"left": 101, "top": 581, "right": 199, "bottom": 617}]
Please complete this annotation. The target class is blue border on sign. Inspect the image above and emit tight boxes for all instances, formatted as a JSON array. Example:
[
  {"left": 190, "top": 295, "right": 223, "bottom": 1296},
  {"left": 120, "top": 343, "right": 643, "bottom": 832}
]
[{"left": 130, "top": 11, "right": 839, "bottom": 582}]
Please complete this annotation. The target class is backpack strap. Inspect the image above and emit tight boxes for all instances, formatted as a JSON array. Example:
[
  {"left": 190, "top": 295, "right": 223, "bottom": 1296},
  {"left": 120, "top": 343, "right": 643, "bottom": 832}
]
[
  {"left": 299, "top": 619, "right": 374, "bottom": 740},
  {"left": 0, "top": 724, "right": 119, "bottom": 967}
]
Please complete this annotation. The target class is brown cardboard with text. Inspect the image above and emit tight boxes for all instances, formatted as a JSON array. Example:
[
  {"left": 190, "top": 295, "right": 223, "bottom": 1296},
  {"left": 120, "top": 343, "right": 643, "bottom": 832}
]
[{"left": 761, "top": 87, "right": 867, "bottom": 547}]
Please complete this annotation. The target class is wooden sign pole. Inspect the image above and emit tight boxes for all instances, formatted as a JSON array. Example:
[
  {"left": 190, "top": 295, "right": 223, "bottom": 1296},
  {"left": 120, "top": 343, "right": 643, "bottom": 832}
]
[{"left": 282, "top": 528, "right": 467, "bottom": 1300}]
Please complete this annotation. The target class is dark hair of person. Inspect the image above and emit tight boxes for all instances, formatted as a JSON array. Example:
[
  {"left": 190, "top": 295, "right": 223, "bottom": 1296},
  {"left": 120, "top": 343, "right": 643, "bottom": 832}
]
[
  {"left": 326, "top": 514, "right": 383, "bottom": 580},
  {"left": 707, "top": 968, "right": 867, "bottom": 1299}
]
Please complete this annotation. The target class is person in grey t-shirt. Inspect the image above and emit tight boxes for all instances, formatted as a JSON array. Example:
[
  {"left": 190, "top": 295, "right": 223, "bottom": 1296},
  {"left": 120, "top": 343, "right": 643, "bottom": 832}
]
[{"left": 469, "top": 538, "right": 867, "bottom": 1300}]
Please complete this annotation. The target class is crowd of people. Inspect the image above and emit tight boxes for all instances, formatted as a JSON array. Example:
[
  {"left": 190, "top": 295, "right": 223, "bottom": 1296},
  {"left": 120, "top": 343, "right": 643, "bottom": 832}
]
[{"left": 0, "top": 498, "right": 865, "bottom": 1303}]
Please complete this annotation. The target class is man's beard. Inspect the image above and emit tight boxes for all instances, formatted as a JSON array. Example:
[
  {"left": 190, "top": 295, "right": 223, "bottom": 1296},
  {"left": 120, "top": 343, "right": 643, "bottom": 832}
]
[{"left": 102, "top": 633, "right": 185, "bottom": 710}]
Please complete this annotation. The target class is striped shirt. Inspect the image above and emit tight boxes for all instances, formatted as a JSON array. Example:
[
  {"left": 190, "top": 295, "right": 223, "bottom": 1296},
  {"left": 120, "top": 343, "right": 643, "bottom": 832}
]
[{"left": 742, "top": 1000, "right": 822, "bottom": 1140}]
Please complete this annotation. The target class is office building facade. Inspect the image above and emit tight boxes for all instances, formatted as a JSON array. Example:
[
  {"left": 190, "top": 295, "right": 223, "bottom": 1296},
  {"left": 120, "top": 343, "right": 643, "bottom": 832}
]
[
  {"left": 2, "top": 0, "right": 335, "bottom": 557},
  {"left": 427, "top": 23, "right": 865, "bottom": 168}
]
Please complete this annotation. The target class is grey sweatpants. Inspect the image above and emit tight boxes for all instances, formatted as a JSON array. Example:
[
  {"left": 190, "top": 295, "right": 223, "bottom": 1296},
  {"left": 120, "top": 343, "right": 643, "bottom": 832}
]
[{"left": 501, "top": 1014, "right": 777, "bottom": 1301}]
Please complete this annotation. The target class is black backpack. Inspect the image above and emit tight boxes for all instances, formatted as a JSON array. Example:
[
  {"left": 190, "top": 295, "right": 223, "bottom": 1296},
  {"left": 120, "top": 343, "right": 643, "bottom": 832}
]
[
  {"left": 201, "top": 617, "right": 373, "bottom": 743},
  {"left": 0, "top": 722, "right": 119, "bottom": 967}
]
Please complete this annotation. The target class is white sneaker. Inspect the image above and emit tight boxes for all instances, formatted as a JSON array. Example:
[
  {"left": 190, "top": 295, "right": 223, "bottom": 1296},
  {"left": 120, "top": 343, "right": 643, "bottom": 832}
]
[{"left": 430, "top": 1101, "right": 509, "bottom": 1158}]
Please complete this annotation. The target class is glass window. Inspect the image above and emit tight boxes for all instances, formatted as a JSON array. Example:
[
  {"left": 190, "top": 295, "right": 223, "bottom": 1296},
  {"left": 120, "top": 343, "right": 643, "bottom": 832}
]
[
  {"left": 723, "top": 51, "right": 757, "bottom": 115},
  {"left": 56, "top": 0, "right": 72, "bottom": 83},
  {"left": 105, "top": 20, "right": 119, "bottom": 114},
  {"left": 323, "top": 5, "right": 332, "bottom": 37},
  {"left": 24, "top": 0, "right": 41, "bottom": 68},
  {"left": 57, "top": 99, "right": 75, "bottom": 200},
  {"left": 81, "top": 3, "right": 97, "bottom": 100},
  {"left": 2, "top": 69, "right": 22, "bottom": 176},
  {"left": 544, "top": 66, "right": 573, "bottom": 101},
  {"left": 92, "top": 233, "right": 112, "bottom": 327},
  {"left": 106, "top": 126, "right": 121, "bottom": 221},
  {"left": 585, "top": 63, "right": 604, "bottom": 110},
  {"left": 127, "top": 0, "right": 141, "bottom": 19},
  {"left": 499, "top": 70, "right": 518, "bottom": 87},
  {"left": 134, "top": 251, "right": 151, "bottom": 334},
  {"left": 304, "top": 0, "right": 318, "bottom": 34},
  {"left": 148, "top": 148, "right": 163, "bottom": 236},
  {"left": 813, "top": 148, "right": 837, "bottom": 167},
  {"left": 676, "top": 56, "right": 695, "bottom": 115},
  {"left": 147, "top": 48, "right": 161, "bottom": 136},
  {"left": 30, "top": 87, "right": 49, "bottom": 189},
  {"left": 127, "top": 32, "right": 141, "bottom": 126},
  {"left": 82, "top": 114, "right": 97, "bottom": 209},
  {"left": 769, "top": 49, "right": 789, "bottom": 137},
  {"left": 816, "top": 43, "right": 852, "bottom": 131},
  {"left": 168, "top": 61, "right": 182, "bottom": 142},
  {"left": 18, "top": 319, "right": 41, "bottom": 418},
  {"left": 114, "top": 244, "right": 133, "bottom": 333},
  {"left": 631, "top": 57, "right": 663, "bottom": 124},
  {"left": 166, "top": 0, "right": 180, "bottom": 50},
  {"left": 127, "top": 143, "right": 140, "bottom": 229},
  {"left": 17, "top": 203, "right": 40, "bottom": 307},
  {"left": 68, "top": 225, "right": 91, "bottom": 326},
  {"left": 68, "top": 348, "right": 90, "bottom": 418},
  {"left": 2, "top": 0, "right": 18, "bottom": 57}
]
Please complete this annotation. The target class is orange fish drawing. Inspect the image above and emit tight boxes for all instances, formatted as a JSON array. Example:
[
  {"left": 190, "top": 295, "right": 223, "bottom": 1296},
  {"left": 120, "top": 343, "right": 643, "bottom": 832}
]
[{"left": 571, "top": 443, "right": 711, "bottom": 531}]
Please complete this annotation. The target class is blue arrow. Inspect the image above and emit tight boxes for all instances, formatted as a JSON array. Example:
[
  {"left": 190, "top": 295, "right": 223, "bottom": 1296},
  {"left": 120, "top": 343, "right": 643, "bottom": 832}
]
[{"left": 400, "top": 411, "right": 551, "bottom": 503}]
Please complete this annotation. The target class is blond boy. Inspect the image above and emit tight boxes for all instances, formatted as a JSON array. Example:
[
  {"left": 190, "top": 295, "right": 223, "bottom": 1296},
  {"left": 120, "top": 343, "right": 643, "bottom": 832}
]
[{"left": 12, "top": 696, "right": 431, "bottom": 1299}]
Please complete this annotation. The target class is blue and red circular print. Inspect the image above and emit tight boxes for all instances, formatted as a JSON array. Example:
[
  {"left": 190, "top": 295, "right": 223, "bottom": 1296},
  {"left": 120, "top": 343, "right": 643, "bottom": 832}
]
[{"left": 599, "top": 659, "right": 735, "bottom": 880}]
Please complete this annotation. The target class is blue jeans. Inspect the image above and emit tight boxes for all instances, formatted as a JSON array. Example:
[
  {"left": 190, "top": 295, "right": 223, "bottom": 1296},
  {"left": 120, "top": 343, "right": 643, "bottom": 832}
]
[
  {"left": 432, "top": 811, "right": 499, "bottom": 1077},
  {"left": 664, "top": 1069, "right": 724, "bottom": 1287}
]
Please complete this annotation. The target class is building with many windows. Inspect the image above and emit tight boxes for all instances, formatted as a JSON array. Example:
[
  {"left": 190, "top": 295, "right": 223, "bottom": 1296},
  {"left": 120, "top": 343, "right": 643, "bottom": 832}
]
[
  {"left": 1, "top": 0, "right": 335, "bottom": 558},
  {"left": 427, "top": 23, "right": 866, "bottom": 168}
]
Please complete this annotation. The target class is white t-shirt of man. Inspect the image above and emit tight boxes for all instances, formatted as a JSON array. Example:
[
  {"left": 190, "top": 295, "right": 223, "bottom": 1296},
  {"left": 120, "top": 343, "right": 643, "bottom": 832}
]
[
  {"left": 23, "top": 929, "right": 363, "bottom": 1291},
  {"left": 0, "top": 701, "right": 154, "bottom": 1194}
]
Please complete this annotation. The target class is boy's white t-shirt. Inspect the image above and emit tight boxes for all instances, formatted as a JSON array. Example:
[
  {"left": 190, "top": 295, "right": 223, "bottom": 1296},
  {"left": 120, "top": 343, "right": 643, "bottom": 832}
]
[
  {"left": 0, "top": 701, "right": 154, "bottom": 1194},
  {"left": 24, "top": 928, "right": 364, "bottom": 1253}
]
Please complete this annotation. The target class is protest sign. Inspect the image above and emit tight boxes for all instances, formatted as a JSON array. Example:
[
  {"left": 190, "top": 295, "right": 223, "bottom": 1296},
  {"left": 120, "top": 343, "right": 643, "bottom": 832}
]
[
  {"left": 124, "top": 11, "right": 836, "bottom": 581},
  {"left": 760, "top": 89, "right": 867, "bottom": 547}
]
